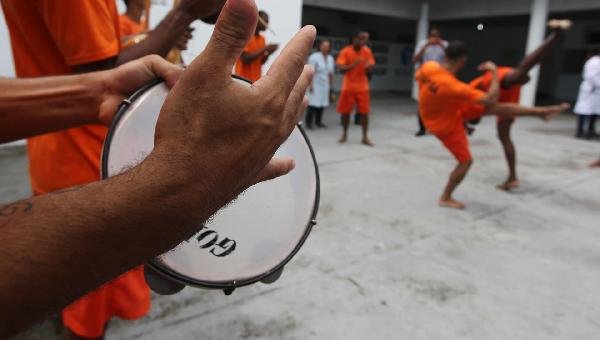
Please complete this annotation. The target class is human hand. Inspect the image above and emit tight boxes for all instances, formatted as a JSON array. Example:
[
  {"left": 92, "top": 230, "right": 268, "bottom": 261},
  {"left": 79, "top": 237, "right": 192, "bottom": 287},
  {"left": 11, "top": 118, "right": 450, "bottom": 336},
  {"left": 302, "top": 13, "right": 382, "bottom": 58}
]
[
  {"left": 152, "top": 0, "right": 315, "bottom": 209},
  {"left": 427, "top": 37, "right": 441, "bottom": 46},
  {"left": 175, "top": 27, "right": 195, "bottom": 51},
  {"left": 478, "top": 61, "right": 498, "bottom": 72},
  {"left": 176, "top": 0, "right": 227, "bottom": 22},
  {"left": 98, "top": 55, "right": 183, "bottom": 125},
  {"left": 265, "top": 43, "right": 279, "bottom": 54}
]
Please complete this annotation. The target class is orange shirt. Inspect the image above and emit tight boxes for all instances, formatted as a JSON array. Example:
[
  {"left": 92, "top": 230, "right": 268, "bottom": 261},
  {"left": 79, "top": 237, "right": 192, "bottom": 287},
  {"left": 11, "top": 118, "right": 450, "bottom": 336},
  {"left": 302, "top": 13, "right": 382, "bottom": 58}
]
[
  {"left": 337, "top": 45, "right": 376, "bottom": 92},
  {"left": 2, "top": 0, "right": 120, "bottom": 195},
  {"left": 235, "top": 34, "right": 266, "bottom": 82},
  {"left": 470, "top": 66, "right": 521, "bottom": 103},
  {"left": 416, "top": 61, "right": 485, "bottom": 136},
  {"left": 119, "top": 14, "right": 145, "bottom": 37}
]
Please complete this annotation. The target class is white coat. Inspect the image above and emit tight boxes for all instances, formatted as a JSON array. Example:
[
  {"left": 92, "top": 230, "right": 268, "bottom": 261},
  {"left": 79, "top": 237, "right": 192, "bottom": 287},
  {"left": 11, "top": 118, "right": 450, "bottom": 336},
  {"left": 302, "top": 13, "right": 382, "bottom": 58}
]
[
  {"left": 574, "top": 55, "right": 600, "bottom": 115},
  {"left": 307, "top": 52, "right": 334, "bottom": 108}
]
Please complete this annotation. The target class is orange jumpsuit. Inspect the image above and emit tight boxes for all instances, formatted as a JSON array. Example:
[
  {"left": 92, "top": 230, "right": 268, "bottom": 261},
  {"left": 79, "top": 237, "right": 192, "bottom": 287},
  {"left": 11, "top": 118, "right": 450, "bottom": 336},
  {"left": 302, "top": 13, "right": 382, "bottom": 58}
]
[
  {"left": 235, "top": 34, "right": 266, "bottom": 82},
  {"left": 119, "top": 14, "right": 146, "bottom": 37},
  {"left": 336, "top": 45, "right": 376, "bottom": 115},
  {"left": 415, "top": 61, "right": 486, "bottom": 163},
  {"left": 470, "top": 66, "right": 522, "bottom": 122},
  {"left": 2, "top": 0, "right": 150, "bottom": 337}
]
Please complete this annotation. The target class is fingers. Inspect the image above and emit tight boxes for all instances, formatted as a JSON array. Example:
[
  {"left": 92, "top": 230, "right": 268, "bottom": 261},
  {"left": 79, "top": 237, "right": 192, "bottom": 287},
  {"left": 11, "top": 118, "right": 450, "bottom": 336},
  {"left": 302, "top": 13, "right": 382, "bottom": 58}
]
[
  {"left": 187, "top": 0, "right": 257, "bottom": 78},
  {"left": 252, "top": 158, "right": 295, "bottom": 185},
  {"left": 296, "top": 96, "right": 309, "bottom": 124},
  {"left": 143, "top": 55, "right": 184, "bottom": 88},
  {"left": 282, "top": 65, "right": 314, "bottom": 129},
  {"left": 259, "top": 25, "right": 316, "bottom": 95}
]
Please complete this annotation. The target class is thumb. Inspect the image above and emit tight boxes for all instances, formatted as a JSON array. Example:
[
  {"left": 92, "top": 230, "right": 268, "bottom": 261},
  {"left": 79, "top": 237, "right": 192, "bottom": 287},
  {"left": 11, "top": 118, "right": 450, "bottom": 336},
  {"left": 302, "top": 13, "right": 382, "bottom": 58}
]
[
  {"left": 251, "top": 158, "right": 295, "bottom": 185},
  {"left": 187, "top": 0, "right": 258, "bottom": 77}
]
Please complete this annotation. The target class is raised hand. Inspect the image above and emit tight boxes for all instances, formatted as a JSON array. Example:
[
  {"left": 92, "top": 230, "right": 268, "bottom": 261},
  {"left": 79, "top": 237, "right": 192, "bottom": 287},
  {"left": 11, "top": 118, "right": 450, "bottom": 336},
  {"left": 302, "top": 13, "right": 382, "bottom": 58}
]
[{"left": 152, "top": 0, "right": 315, "bottom": 213}]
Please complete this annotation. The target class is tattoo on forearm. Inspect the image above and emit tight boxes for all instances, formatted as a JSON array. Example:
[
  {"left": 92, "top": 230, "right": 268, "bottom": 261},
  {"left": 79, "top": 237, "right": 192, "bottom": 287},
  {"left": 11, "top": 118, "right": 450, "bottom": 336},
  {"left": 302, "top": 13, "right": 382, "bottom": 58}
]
[
  {"left": 0, "top": 201, "right": 33, "bottom": 217},
  {"left": 48, "top": 186, "right": 82, "bottom": 196}
]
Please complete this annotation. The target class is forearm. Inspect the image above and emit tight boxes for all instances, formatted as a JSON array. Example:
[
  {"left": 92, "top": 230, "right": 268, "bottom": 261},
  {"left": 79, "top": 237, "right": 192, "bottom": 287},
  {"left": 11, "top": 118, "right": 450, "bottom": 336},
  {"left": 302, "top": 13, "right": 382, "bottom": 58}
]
[
  {"left": 412, "top": 47, "right": 426, "bottom": 65},
  {"left": 337, "top": 63, "right": 356, "bottom": 72},
  {"left": 116, "top": 8, "right": 195, "bottom": 65},
  {"left": 0, "top": 74, "right": 102, "bottom": 143},
  {"left": 241, "top": 48, "right": 267, "bottom": 64},
  {"left": 480, "top": 70, "right": 500, "bottom": 106},
  {"left": 0, "top": 149, "right": 236, "bottom": 337}
]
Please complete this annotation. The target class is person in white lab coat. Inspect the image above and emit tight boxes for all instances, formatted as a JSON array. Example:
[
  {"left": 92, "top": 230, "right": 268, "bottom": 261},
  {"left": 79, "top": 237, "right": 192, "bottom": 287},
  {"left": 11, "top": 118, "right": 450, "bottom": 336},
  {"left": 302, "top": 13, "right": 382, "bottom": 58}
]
[
  {"left": 305, "top": 40, "right": 335, "bottom": 129},
  {"left": 574, "top": 48, "right": 600, "bottom": 139}
]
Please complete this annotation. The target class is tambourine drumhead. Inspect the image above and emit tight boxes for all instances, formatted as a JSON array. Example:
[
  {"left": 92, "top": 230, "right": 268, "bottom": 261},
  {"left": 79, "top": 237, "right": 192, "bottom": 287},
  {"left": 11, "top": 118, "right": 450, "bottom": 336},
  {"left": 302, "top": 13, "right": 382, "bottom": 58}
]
[{"left": 102, "top": 78, "right": 319, "bottom": 289}]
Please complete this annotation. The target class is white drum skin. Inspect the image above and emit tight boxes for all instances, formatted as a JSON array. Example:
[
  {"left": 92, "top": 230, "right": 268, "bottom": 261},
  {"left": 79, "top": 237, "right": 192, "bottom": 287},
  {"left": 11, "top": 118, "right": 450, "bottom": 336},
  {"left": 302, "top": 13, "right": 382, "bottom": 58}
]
[{"left": 102, "top": 78, "right": 319, "bottom": 289}]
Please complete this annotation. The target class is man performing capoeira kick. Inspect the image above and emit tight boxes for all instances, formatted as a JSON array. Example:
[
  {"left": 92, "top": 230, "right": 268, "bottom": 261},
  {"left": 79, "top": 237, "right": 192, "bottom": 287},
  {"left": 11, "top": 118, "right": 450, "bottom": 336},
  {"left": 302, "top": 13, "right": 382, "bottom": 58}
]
[
  {"left": 416, "top": 41, "right": 569, "bottom": 209},
  {"left": 469, "top": 19, "right": 572, "bottom": 190}
]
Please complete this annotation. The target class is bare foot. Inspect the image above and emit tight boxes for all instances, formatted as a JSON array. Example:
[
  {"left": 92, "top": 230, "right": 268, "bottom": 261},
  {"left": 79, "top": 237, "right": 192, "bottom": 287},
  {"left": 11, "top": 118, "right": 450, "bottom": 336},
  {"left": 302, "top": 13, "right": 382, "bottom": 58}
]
[
  {"left": 590, "top": 159, "right": 600, "bottom": 168},
  {"left": 338, "top": 135, "right": 347, "bottom": 144},
  {"left": 540, "top": 102, "right": 570, "bottom": 121},
  {"left": 548, "top": 19, "right": 573, "bottom": 30},
  {"left": 361, "top": 138, "right": 374, "bottom": 147},
  {"left": 438, "top": 198, "right": 466, "bottom": 210},
  {"left": 496, "top": 179, "right": 520, "bottom": 191}
]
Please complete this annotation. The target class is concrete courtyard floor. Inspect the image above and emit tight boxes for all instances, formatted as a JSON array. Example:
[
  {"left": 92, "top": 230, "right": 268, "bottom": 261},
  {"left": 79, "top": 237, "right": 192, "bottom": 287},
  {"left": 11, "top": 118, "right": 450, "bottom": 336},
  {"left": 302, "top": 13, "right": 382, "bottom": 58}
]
[{"left": 3, "top": 95, "right": 600, "bottom": 340}]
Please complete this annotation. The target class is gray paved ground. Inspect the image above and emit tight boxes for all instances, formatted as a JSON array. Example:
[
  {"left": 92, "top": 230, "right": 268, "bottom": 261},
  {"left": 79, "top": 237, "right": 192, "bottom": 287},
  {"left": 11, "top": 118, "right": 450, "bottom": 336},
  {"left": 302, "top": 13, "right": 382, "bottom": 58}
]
[{"left": 4, "top": 95, "right": 600, "bottom": 340}]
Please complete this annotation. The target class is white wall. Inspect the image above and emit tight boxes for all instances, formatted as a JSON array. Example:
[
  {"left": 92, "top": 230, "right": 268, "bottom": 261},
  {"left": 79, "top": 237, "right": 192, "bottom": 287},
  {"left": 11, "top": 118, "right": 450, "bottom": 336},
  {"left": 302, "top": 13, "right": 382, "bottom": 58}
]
[{"left": 0, "top": 5, "right": 15, "bottom": 77}]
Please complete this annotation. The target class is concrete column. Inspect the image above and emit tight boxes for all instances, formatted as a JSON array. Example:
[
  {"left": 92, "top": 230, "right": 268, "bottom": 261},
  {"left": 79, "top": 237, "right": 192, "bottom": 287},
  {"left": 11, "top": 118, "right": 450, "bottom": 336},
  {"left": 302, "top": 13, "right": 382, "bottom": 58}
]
[
  {"left": 412, "top": 2, "right": 429, "bottom": 100},
  {"left": 520, "top": 0, "right": 549, "bottom": 106}
]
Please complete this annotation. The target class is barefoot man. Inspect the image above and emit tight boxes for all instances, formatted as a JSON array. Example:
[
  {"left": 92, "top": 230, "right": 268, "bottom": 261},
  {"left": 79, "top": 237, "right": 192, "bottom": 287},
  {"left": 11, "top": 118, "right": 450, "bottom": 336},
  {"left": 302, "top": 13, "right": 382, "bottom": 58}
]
[
  {"left": 470, "top": 19, "right": 571, "bottom": 190},
  {"left": 416, "top": 41, "right": 569, "bottom": 209},
  {"left": 337, "top": 30, "right": 376, "bottom": 146}
]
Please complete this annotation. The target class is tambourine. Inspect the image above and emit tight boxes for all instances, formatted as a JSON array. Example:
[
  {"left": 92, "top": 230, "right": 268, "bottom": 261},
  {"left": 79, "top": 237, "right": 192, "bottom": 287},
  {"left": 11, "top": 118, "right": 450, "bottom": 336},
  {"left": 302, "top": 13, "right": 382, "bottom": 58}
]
[{"left": 101, "top": 76, "right": 320, "bottom": 295}]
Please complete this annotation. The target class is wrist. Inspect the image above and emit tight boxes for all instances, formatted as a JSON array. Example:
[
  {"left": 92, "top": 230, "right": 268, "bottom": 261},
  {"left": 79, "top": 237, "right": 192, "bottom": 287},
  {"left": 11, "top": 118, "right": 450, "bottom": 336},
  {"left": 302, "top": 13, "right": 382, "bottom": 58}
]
[
  {"left": 144, "top": 143, "right": 240, "bottom": 231},
  {"left": 78, "top": 73, "right": 105, "bottom": 125},
  {"left": 172, "top": 5, "right": 199, "bottom": 26}
]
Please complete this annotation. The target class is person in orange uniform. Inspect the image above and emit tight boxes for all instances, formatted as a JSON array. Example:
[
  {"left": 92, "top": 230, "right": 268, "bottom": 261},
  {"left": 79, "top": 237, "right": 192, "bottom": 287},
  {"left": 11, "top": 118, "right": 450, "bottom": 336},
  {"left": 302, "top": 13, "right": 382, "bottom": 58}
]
[
  {"left": 337, "top": 30, "right": 376, "bottom": 146},
  {"left": 120, "top": 0, "right": 147, "bottom": 37},
  {"left": 469, "top": 20, "right": 570, "bottom": 191},
  {"left": 416, "top": 41, "right": 568, "bottom": 209},
  {"left": 235, "top": 10, "right": 278, "bottom": 82},
  {"left": 119, "top": 0, "right": 193, "bottom": 58},
  {"left": 1, "top": 0, "right": 227, "bottom": 338}
]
